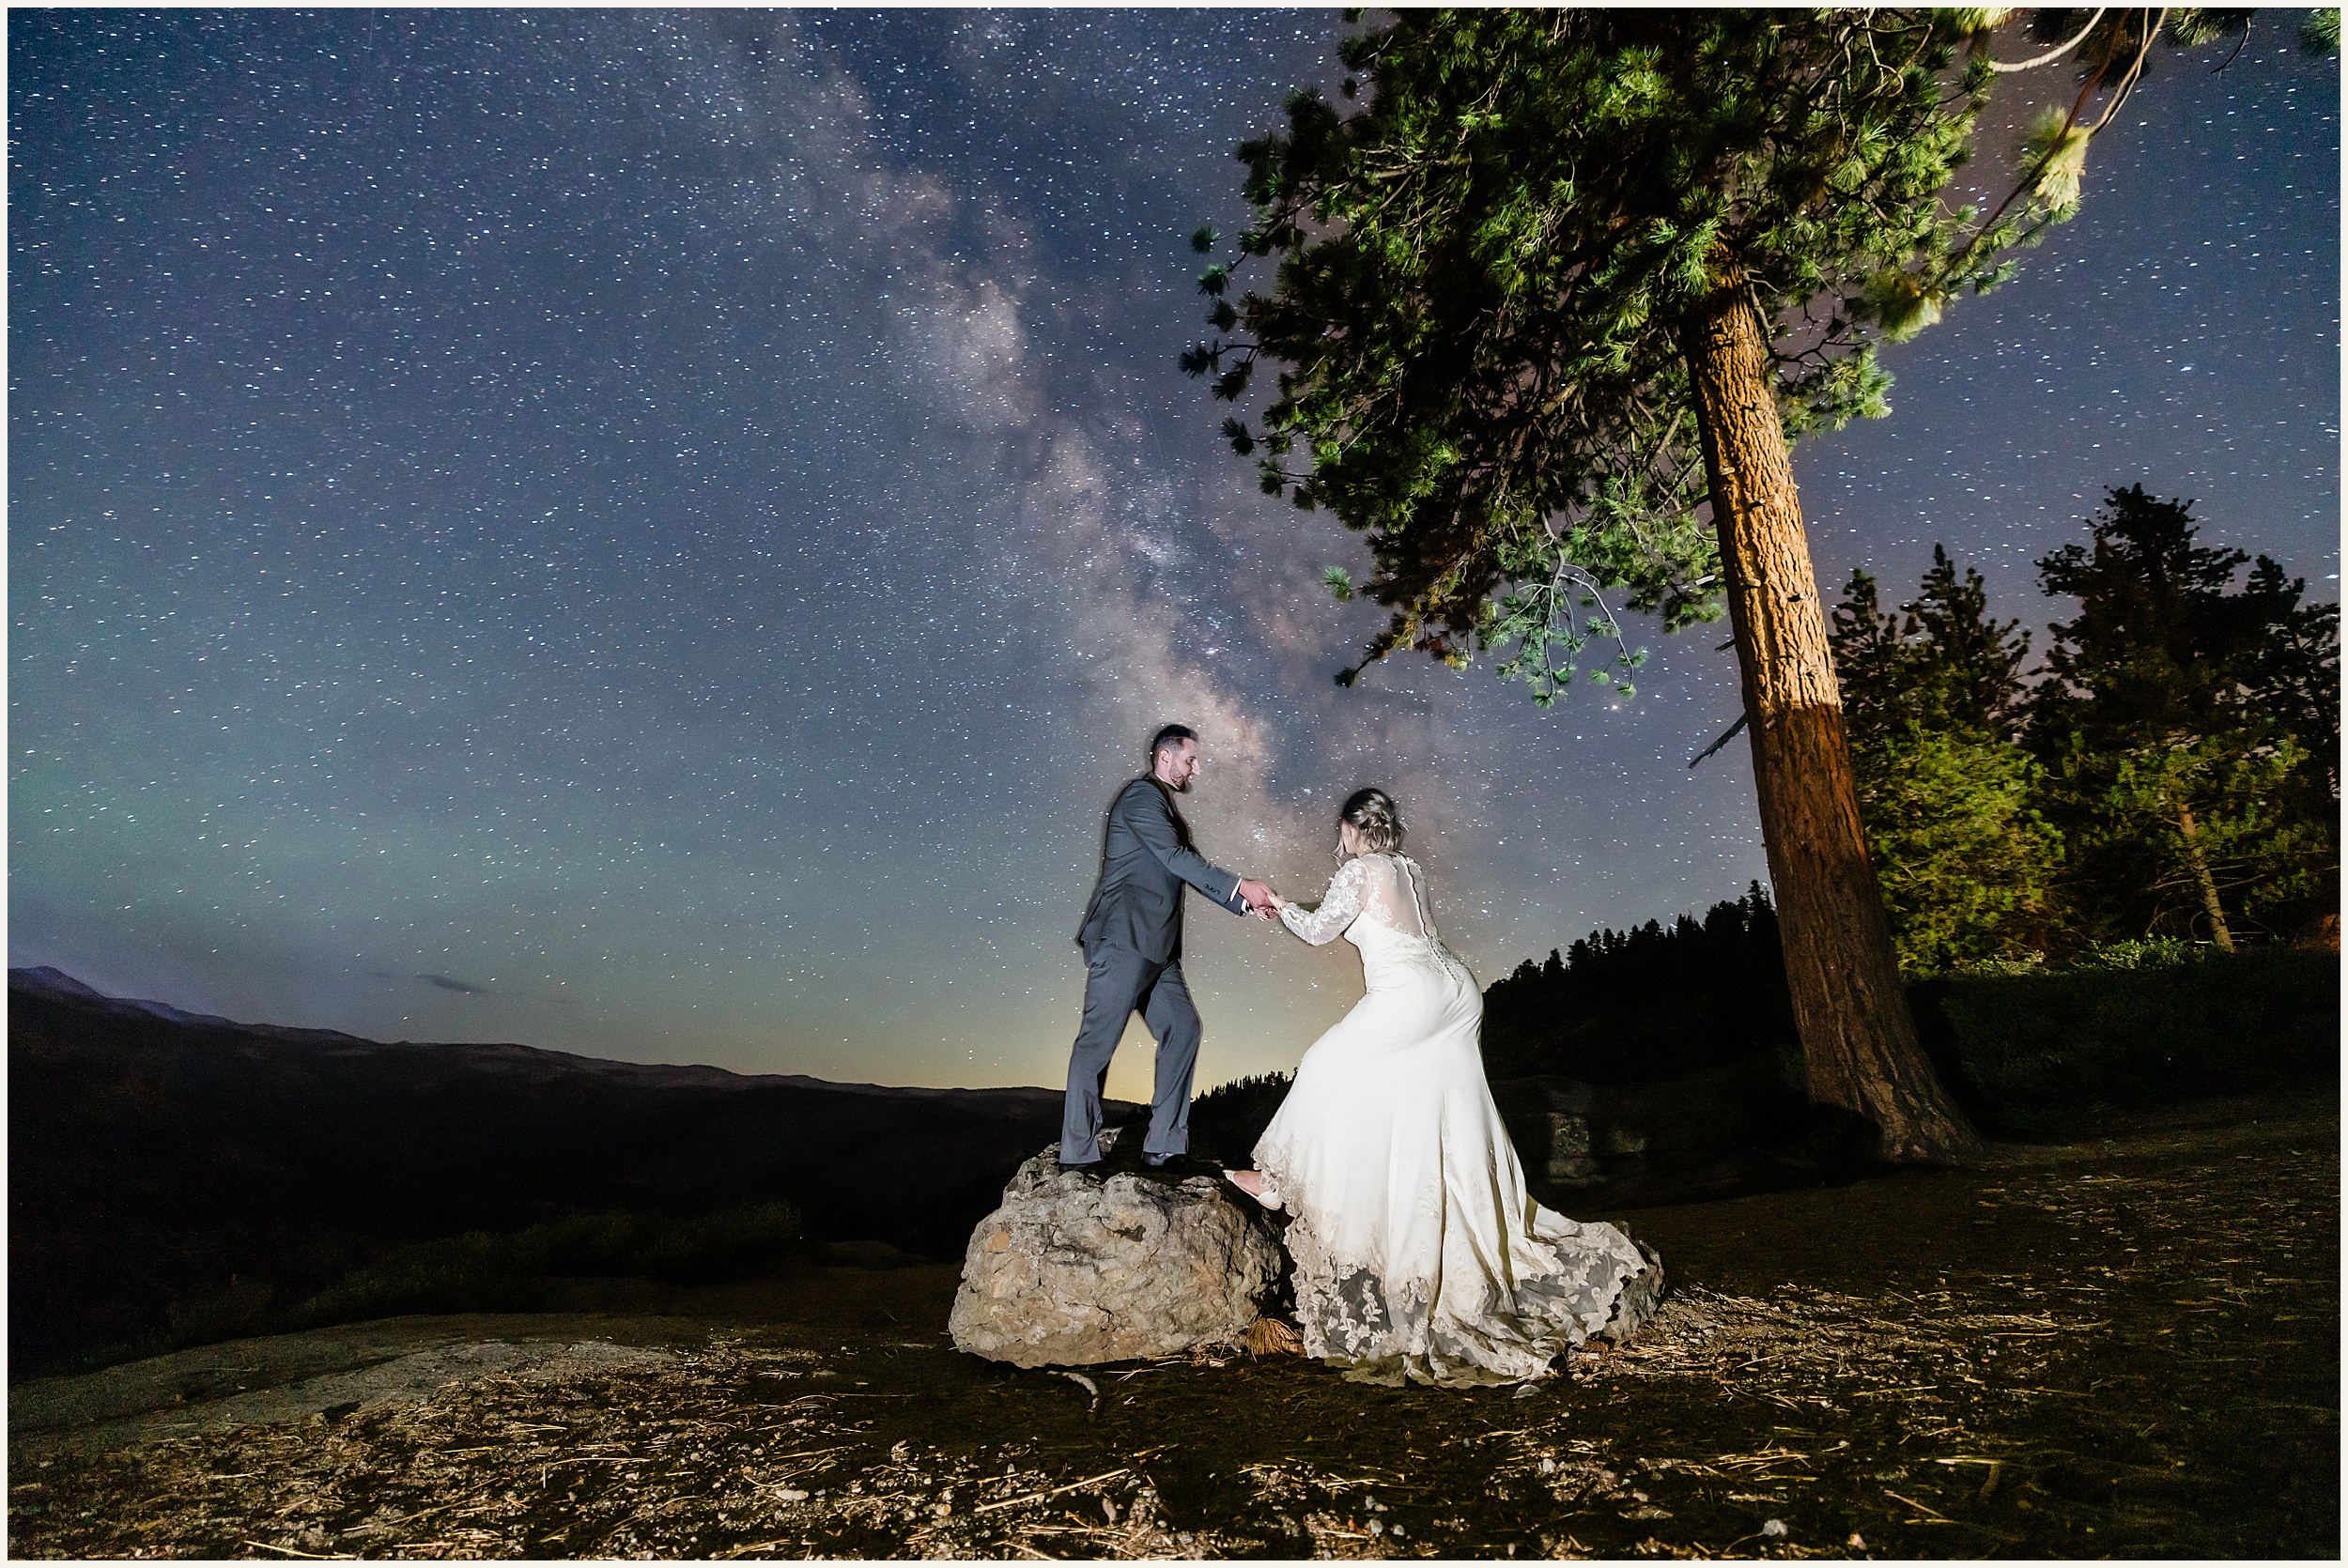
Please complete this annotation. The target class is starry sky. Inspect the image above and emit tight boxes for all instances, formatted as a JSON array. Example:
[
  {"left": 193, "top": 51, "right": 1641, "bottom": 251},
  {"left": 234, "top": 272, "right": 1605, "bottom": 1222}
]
[{"left": 10, "top": 11, "right": 2338, "bottom": 1099}]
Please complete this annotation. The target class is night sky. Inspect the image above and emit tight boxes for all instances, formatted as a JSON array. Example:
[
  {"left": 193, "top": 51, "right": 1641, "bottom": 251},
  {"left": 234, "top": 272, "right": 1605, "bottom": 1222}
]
[{"left": 11, "top": 12, "right": 2338, "bottom": 1099}]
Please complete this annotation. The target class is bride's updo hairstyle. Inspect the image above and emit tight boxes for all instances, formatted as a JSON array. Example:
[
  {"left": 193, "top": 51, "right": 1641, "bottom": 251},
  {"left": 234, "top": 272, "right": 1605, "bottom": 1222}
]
[{"left": 1340, "top": 788, "right": 1404, "bottom": 854}]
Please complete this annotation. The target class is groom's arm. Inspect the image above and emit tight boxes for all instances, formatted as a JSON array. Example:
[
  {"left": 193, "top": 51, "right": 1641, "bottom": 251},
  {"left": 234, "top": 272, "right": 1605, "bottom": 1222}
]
[{"left": 1122, "top": 785, "right": 1249, "bottom": 914}]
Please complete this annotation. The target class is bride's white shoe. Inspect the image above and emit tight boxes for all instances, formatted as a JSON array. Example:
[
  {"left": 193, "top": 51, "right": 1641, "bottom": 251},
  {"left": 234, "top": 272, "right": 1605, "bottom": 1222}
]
[{"left": 1224, "top": 1168, "right": 1283, "bottom": 1211}]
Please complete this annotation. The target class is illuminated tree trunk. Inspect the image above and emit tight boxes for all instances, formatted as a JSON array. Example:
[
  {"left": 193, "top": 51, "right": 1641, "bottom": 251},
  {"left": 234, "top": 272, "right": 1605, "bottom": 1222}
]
[
  {"left": 2172, "top": 796, "right": 2236, "bottom": 952},
  {"left": 1680, "top": 262, "right": 1985, "bottom": 1166}
]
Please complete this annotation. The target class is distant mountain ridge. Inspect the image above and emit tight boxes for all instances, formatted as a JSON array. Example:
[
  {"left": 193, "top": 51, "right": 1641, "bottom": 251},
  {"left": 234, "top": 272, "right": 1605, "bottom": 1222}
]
[
  {"left": 6, "top": 965, "right": 1043, "bottom": 1099},
  {"left": 8, "top": 967, "right": 1122, "bottom": 1378},
  {"left": 10, "top": 964, "right": 365, "bottom": 1038}
]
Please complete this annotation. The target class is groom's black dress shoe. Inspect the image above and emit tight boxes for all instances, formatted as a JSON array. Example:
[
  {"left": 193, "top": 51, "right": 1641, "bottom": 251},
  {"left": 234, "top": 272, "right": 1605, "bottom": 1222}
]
[
  {"left": 1056, "top": 1161, "right": 1101, "bottom": 1175},
  {"left": 1142, "top": 1152, "right": 1223, "bottom": 1176}
]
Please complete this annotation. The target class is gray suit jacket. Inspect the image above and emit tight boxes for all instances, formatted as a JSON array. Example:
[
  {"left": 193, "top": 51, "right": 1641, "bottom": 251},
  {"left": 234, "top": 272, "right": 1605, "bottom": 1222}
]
[{"left": 1075, "top": 776, "right": 1247, "bottom": 963}]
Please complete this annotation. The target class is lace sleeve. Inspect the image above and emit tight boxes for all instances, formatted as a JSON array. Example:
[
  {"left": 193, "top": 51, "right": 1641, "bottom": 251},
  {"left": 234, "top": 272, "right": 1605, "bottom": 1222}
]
[{"left": 1279, "top": 856, "right": 1369, "bottom": 945}]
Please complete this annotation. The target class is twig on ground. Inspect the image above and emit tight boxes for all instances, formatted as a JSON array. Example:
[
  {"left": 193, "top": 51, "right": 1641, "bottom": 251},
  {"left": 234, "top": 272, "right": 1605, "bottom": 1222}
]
[
  {"left": 974, "top": 1468, "right": 1132, "bottom": 1514},
  {"left": 1883, "top": 1487, "right": 1952, "bottom": 1519},
  {"left": 239, "top": 1541, "right": 351, "bottom": 1560}
]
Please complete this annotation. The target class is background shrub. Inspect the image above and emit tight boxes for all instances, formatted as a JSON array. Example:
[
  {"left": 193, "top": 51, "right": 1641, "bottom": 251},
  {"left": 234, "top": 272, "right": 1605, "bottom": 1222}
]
[
  {"left": 289, "top": 1199, "right": 802, "bottom": 1326},
  {"left": 1910, "top": 945, "right": 2340, "bottom": 1134}
]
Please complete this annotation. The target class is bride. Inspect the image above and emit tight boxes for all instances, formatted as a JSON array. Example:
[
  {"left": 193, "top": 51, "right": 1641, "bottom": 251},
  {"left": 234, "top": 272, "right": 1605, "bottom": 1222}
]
[{"left": 1227, "top": 788, "right": 1661, "bottom": 1388}]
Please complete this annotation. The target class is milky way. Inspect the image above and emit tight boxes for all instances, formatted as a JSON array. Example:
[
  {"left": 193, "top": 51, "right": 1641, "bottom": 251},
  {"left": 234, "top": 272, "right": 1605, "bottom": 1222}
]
[{"left": 10, "top": 12, "right": 2338, "bottom": 1096}]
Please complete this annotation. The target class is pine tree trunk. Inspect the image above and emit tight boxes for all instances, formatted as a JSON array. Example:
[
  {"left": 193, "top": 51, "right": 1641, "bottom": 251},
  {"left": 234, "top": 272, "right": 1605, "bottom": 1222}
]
[
  {"left": 2172, "top": 797, "right": 2236, "bottom": 952},
  {"left": 1679, "top": 262, "right": 1984, "bottom": 1166}
]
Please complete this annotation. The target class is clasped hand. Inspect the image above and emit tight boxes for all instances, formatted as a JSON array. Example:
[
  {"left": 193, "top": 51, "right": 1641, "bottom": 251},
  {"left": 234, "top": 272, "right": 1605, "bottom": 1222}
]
[{"left": 1235, "top": 877, "right": 1286, "bottom": 919}]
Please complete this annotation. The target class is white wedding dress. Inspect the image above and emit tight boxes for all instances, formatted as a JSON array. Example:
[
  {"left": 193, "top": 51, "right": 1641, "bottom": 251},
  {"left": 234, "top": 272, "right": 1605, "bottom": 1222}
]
[{"left": 1254, "top": 852, "right": 1661, "bottom": 1388}]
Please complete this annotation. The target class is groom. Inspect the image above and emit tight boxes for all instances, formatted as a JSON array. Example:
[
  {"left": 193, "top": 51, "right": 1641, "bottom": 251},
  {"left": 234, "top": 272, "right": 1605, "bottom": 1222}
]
[{"left": 1061, "top": 724, "right": 1275, "bottom": 1173}]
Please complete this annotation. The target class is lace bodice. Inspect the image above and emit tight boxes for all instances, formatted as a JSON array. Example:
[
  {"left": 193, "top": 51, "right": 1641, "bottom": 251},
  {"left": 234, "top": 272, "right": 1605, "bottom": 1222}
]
[{"left": 1280, "top": 853, "right": 1446, "bottom": 953}]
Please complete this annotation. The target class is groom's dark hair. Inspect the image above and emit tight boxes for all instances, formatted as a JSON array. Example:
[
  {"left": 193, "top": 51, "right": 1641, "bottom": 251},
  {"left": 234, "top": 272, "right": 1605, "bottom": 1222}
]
[{"left": 1149, "top": 723, "right": 1197, "bottom": 761}]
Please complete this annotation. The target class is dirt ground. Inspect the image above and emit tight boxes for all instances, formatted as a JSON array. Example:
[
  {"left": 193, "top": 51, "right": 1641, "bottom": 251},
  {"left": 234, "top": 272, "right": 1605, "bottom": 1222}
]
[{"left": 8, "top": 1093, "right": 2336, "bottom": 1560}]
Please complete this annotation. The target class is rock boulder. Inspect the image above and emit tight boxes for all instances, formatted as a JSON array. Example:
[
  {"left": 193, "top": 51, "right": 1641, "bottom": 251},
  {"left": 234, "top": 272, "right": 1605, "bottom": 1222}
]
[{"left": 949, "top": 1131, "right": 1284, "bottom": 1367}]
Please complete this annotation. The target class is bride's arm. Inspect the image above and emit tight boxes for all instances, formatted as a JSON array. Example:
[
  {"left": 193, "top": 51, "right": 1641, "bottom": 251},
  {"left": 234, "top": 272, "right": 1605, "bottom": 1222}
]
[{"left": 1278, "top": 858, "right": 1367, "bottom": 945}]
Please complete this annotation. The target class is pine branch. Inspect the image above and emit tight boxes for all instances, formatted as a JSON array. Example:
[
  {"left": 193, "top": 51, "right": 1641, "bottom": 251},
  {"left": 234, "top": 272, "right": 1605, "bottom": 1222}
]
[
  {"left": 1690, "top": 713, "right": 1751, "bottom": 769},
  {"left": 1984, "top": 8, "right": 2109, "bottom": 71}
]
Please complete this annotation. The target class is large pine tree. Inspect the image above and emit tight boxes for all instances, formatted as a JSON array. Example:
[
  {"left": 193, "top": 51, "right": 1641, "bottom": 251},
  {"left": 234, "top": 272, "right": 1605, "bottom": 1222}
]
[
  {"left": 1831, "top": 548, "right": 2061, "bottom": 972},
  {"left": 1182, "top": 9, "right": 2132, "bottom": 1163},
  {"left": 2030, "top": 484, "right": 2340, "bottom": 947}
]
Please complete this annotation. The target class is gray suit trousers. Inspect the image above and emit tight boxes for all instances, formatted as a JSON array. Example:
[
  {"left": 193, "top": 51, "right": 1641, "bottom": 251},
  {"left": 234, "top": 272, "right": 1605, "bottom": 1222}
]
[{"left": 1059, "top": 944, "right": 1199, "bottom": 1165}]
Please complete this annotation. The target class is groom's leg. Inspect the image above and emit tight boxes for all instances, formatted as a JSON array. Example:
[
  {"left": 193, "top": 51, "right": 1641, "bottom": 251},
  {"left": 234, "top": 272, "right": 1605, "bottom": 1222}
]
[
  {"left": 1062, "top": 945, "right": 1148, "bottom": 1165},
  {"left": 1138, "top": 961, "right": 1203, "bottom": 1158}
]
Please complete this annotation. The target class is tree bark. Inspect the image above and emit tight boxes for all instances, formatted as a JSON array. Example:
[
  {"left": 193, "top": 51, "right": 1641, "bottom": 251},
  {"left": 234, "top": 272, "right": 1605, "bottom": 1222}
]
[
  {"left": 1679, "top": 262, "right": 1985, "bottom": 1166},
  {"left": 2172, "top": 797, "right": 2236, "bottom": 952}
]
